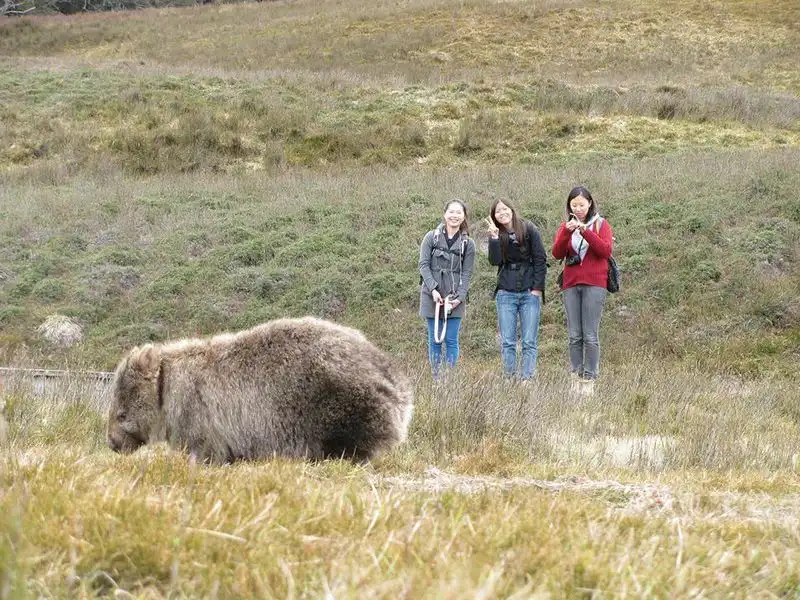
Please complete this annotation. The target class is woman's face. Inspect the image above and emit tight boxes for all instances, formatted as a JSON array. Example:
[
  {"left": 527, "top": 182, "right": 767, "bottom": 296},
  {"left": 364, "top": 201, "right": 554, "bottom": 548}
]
[
  {"left": 444, "top": 203, "right": 466, "bottom": 229},
  {"left": 493, "top": 202, "right": 514, "bottom": 228},
  {"left": 569, "top": 196, "right": 591, "bottom": 221}
]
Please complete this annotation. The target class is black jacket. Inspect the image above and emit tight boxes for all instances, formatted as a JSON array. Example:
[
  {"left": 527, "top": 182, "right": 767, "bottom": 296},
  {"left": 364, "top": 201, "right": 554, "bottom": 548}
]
[{"left": 488, "top": 221, "right": 547, "bottom": 294}]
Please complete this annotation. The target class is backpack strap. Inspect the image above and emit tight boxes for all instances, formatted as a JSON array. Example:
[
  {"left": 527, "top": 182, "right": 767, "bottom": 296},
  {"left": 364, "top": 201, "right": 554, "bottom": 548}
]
[
  {"left": 433, "top": 226, "right": 468, "bottom": 263},
  {"left": 432, "top": 224, "right": 443, "bottom": 247},
  {"left": 525, "top": 221, "right": 537, "bottom": 262}
]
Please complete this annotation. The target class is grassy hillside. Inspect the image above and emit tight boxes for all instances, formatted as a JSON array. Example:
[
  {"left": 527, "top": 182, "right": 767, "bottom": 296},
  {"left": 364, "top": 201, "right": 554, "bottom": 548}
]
[
  {"left": 1, "top": 1, "right": 800, "bottom": 596},
  {"left": 3, "top": 0, "right": 799, "bottom": 89},
  {"left": 2, "top": 0, "right": 799, "bottom": 173},
  {"left": 1, "top": 150, "right": 799, "bottom": 377},
  {"left": 1, "top": 67, "right": 798, "bottom": 174},
  {"left": 1, "top": 0, "right": 798, "bottom": 375}
]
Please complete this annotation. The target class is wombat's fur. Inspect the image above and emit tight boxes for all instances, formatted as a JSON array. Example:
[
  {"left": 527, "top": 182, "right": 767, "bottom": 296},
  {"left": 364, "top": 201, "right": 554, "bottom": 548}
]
[{"left": 107, "top": 317, "right": 413, "bottom": 464}]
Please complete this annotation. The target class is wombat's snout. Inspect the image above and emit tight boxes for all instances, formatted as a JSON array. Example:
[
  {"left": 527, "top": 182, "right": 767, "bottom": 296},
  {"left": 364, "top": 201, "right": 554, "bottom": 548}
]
[{"left": 107, "top": 429, "right": 144, "bottom": 454}]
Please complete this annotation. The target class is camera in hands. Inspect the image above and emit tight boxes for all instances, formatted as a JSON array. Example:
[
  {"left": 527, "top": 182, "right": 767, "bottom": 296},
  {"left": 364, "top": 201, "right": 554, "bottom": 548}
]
[{"left": 444, "top": 295, "right": 455, "bottom": 316}]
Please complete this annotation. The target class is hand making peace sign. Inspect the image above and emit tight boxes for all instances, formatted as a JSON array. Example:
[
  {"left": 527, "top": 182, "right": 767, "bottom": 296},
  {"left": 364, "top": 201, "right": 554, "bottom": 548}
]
[{"left": 485, "top": 217, "right": 499, "bottom": 239}]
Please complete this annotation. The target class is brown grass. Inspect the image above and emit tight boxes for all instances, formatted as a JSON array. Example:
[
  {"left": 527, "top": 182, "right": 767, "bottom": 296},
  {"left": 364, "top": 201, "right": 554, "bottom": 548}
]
[
  {"left": 2, "top": 0, "right": 799, "bottom": 90},
  {"left": 1, "top": 0, "right": 798, "bottom": 175},
  {"left": 1, "top": 68, "right": 797, "bottom": 176},
  {"left": 2, "top": 358, "right": 800, "bottom": 597}
]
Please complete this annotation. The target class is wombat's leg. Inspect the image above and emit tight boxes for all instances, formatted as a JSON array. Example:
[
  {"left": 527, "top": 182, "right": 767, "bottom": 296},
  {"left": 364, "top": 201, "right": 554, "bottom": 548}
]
[
  {"left": 320, "top": 366, "right": 410, "bottom": 462},
  {"left": 186, "top": 438, "right": 233, "bottom": 466},
  {"left": 319, "top": 402, "right": 392, "bottom": 463}
]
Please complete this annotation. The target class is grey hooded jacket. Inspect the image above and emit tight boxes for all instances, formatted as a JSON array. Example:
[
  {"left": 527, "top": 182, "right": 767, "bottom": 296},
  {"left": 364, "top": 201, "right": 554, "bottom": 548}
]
[{"left": 418, "top": 224, "right": 476, "bottom": 319}]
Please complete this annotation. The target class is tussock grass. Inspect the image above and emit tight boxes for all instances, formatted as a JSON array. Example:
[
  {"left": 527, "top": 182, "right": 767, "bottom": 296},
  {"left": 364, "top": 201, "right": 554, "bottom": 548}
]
[
  {"left": 2, "top": 360, "right": 800, "bottom": 597},
  {"left": 2, "top": 0, "right": 799, "bottom": 90},
  {"left": 2, "top": 68, "right": 798, "bottom": 173},
  {"left": 1, "top": 149, "right": 798, "bottom": 377},
  {"left": 2, "top": 0, "right": 799, "bottom": 173},
  {"left": 409, "top": 364, "right": 800, "bottom": 473}
]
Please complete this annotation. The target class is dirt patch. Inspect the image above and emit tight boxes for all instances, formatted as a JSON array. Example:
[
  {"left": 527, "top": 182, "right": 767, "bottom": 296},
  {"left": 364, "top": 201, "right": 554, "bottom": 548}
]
[
  {"left": 380, "top": 467, "right": 674, "bottom": 512},
  {"left": 379, "top": 467, "right": 800, "bottom": 527}
]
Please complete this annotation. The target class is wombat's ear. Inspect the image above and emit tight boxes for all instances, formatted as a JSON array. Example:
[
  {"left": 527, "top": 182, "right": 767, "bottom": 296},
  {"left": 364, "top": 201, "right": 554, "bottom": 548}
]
[{"left": 130, "top": 344, "right": 161, "bottom": 379}]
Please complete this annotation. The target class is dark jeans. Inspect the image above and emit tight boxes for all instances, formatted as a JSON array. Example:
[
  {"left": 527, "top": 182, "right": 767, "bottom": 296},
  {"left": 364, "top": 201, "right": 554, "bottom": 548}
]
[{"left": 562, "top": 285, "right": 607, "bottom": 380}]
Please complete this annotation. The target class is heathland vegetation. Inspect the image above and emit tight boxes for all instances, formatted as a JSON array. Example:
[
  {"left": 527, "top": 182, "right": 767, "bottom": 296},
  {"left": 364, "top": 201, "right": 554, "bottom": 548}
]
[{"left": 1, "top": 0, "right": 799, "bottom": 597}]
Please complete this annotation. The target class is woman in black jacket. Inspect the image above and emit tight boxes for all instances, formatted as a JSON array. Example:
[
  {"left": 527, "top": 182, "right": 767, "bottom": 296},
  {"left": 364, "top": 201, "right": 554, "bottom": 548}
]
[{"left": 487, "top": 199, "right": 547, "bottom": 381}]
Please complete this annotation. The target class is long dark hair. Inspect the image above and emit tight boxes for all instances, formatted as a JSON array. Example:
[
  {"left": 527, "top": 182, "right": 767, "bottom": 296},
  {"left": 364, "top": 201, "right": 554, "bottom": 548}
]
[
  {"left": 443, "top": 199, "right": 470, "bottom": 234},
  {"left": 566, "top": 186, "right": 598, "bottom": 222},
  {"left": 489, "top": 198, "right": 526, "bottom": 262}
]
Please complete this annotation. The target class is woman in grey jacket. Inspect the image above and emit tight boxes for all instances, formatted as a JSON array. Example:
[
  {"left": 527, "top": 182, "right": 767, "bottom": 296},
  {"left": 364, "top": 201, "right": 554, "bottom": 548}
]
[{"left": 418, "top": 200, "right": 476, "bottom": 377}]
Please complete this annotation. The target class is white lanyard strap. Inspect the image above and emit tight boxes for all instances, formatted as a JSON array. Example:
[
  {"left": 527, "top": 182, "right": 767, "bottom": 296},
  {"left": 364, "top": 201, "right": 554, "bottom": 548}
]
[{"left": 433, "top": 296, "right": 452, "bottom": 344}]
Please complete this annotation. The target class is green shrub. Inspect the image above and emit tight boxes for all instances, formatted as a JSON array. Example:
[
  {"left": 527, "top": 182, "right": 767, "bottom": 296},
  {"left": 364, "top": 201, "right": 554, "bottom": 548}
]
[
  {"left": 31, "top": 278, "right": 66, "bottom": 302},
  {"left": 229, "top": 239, "right": 274, "bottom": 267},
  {"left": 696, "top": 260, "right": 721, "bottom": 282},
  {"left": 145, "top": 267, "right": 198, "bottom": 297},
  {"left": 112, "top": 323, "right": 169, "bottom": 348},
  {"left": 95, "top": 247, "right": 143, "bottom": 267},
  {"left": 453, "top": 110, "right": 499, "bottom": 154},
  {"left": 783, "top": 200, "right": 800, "bottom": 223},
  {"left": 0, "top": 306, "right": 25, "bottom": 324}
]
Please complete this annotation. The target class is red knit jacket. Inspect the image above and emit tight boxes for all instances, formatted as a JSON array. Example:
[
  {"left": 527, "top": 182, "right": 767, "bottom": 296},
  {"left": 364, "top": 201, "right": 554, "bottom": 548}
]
[{"left": 552, "top": 218, "right": 614, "bottom": 289}]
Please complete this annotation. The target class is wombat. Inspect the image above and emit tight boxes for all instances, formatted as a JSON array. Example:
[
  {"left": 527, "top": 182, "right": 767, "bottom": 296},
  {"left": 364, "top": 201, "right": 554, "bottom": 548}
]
[{"left": 107, "top": 317, "right": 413, "bottom": 464}]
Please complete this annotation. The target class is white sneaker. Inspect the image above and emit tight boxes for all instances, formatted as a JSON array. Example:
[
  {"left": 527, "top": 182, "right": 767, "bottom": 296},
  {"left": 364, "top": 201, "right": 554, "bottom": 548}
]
[
  {"left": 579, "top": 378, "right": 595, "bottom": 397},
  {"left": 569, "top": 372, "right": 582, "bottom": 395}
]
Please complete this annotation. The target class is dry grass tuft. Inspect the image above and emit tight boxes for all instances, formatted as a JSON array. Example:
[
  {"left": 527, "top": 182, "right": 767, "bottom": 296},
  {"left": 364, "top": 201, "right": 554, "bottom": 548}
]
[{"left": 36, "top": 314, "right": 84, "bottom": 347}]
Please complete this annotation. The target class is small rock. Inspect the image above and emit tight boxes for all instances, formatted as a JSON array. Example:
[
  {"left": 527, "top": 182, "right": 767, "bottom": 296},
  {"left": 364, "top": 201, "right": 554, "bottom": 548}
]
[{"left": 615, "top": 305, "right": 634, "bottom": 319}]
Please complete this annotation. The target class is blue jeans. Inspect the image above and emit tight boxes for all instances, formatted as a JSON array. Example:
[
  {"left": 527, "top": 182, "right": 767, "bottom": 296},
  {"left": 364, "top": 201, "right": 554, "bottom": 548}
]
[
  {"left": 426, "top": 316, "right": 462, "bottom": 376},
  {"left": 496, "top": 290, "right": 541, "bottom": 380}
]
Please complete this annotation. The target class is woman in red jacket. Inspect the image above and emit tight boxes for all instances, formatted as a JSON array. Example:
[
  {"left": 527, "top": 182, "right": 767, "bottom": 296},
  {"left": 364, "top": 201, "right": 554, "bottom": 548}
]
[{"left": 552, "top": 186, "right": 614, "bottom": 394}]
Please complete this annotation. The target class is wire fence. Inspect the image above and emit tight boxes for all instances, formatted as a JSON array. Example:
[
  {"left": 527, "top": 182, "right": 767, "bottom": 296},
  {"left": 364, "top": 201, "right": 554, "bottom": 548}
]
[{"left": 0, "top": 366, "right": 114, "bottom": 411}]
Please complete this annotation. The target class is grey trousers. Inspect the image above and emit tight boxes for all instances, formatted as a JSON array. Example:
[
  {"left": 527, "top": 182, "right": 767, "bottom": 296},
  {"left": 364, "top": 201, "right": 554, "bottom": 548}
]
[{"left": 562, "top": 285, "right": 607, "bottom": 380}]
